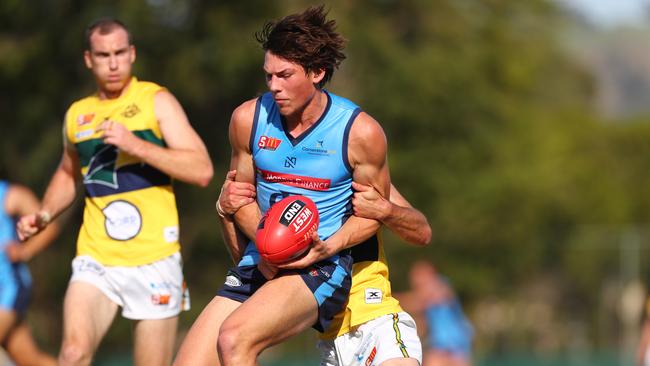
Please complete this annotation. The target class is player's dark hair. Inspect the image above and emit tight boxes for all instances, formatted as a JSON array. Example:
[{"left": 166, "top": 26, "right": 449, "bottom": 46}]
[
  {"left": 255, "top": 5, "right": 346, "bottom": 88},
  {"left": 85, "top": 17, "right": 131, "bottom": 51}
]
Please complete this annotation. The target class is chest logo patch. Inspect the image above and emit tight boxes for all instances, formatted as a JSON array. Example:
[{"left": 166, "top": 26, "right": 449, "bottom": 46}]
[
  {"left": 258, "top": 136, "right": 282, "bottom": 151},
  {"left": 102, "top": 200, "right": 142, "bottom": 241},
  {"left": 77, "top": 113, "right": 95, "bottom": 126},
  {"left": 364, "top": 288, "right": 383, "bottom": 304},
  {"left": 121, "top": 104, "right": 141, "bottom": 118}
]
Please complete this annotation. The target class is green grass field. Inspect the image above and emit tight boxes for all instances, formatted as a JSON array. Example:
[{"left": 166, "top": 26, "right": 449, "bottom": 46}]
[{"left": 94, "top": 351, "right": 631, "bottom": 366}]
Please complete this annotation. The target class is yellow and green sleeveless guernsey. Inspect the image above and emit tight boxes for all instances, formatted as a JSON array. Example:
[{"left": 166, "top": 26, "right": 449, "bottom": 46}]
[
  {"left": 321, "top": 232, "right": 403, "bottom": 339},
  {"left": 65, "top": 77, "right": 180, "bottom": 266}
]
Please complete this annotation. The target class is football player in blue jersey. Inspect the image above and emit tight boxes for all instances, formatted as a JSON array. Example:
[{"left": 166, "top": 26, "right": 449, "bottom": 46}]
[
  {"left": 0, "top": 179, "right": 59, "bottom": 366},
  {"left": 399, "top": 261, "right": 473, "bottom": 366},
  {"left": 209, "top": 172, "right": 433, "bottom": 366},
  {"left": 174, "top": 6, "right": 408, "bottom": 366}
]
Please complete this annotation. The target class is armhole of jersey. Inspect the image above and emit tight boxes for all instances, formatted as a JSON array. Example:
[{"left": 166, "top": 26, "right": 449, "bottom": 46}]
[
  {"left": 342, "top": 107, "right": 362, "bottom": 174},
  {"left": 150, "top": 87, "right": 166, "bottom": 140},
  {"left": 63, "top": 109, "right": 75, "bottom": 144},
  {"left": 248, "top": 97, "right": 263, "bottom": 153}
]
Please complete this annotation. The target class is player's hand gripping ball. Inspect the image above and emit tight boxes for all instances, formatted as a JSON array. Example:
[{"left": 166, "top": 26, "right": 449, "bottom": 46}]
[{"left": 256, "top": 195, "right": 319, "bottom": 264}]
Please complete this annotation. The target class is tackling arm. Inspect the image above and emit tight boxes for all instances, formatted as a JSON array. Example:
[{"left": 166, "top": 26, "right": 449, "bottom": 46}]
[
  {"left": 352, "top": 182, "right": 432, "bottom": 246},
  {"left": 216, "top": 170, "right": 256, "bottom": 264}
]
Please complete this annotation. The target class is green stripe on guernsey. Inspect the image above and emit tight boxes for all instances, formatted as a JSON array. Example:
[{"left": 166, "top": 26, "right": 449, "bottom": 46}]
[
  {"left": 392, "top": 313, "right": 410, "bottom": 358},
  {"left": 75, "top": 130, "right": 165, "bottom": 167}
]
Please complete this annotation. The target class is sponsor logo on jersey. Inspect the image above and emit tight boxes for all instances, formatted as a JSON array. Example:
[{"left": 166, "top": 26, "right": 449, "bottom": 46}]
[
  {"left": 75, "top": 129, "right": 94, "bottom": 140},
  {"left": 151, "top": 294, "right": 171, "bottom": 305},
  {"left": 74, "top": 258, "right": 105, "bottom": 275},
  {"left": 258, "top": 136, "right": 282, "bottom": 151},
  {"left": 102, "top": 200, "right": 142, "bottom": 241},
  {"left": 284, "top": 156, "right": 297, "bottom": 168},
  {"left": 121, "top": 103, "right": 141, "bottom": 118},
  {"left": 77, "top": 113, "right": 95, "bottom": 126},
  {"left": 365, "top": 288, "right": 383, "bottom": 304},
  {"left": 365, "top": 347, "right": 377, "bottom": 366},
  {"left": 302, "top": 140, "right": 335, "bottom": 155},
  {"left": 163, "top": 226, "right": 179, "bottom": 243},
  {"left": 182, "top": 281, "right": 191, "bottom": 310},
  {"left": 258, "top": 169, "right": 331, "bottom": 191},
  {"left": 355, "top": 333, "right": 377, "bottom": 363},
  {"left": 319, "top": 268, "right": 331, "bottom": 278},
  {"left": 225, "top": 271, "right": 242, "bottom": 287}
]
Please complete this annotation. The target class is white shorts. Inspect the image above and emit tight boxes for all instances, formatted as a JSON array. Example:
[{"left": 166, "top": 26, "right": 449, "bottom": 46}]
[
  {"left": 70, "top": 253, "right": 190, "bottom": 320},
  {"left": 318, "top": 312, "right": 422, "bottom": 366}
]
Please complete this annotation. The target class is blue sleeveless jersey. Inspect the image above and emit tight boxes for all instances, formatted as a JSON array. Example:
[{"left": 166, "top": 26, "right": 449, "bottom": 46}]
[
  {"left": 0, "top": 181, "right": 17, "bottom": 250},
  {"left": 239, "top": 91, "right": 361, "bottom": 266},
  {"left": 0, "top": 180, "right": 32, "bottom": 313},
  {"left": 426, "top": 300, "right": 473, "bottom": 356}
]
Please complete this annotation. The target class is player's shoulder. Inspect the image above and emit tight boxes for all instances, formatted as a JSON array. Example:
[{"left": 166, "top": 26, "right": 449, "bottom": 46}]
[
  {"left": 349, "top": 111, "right": 385, "bottom": 142},
  {"left": 67, "top": 93, "right": 97, "bottom": 111},
  {"left": 135, "top": 79, "right": 164, "bottom": 91},
  {"left": 231, "top": 98, "right": 259, "bottom": 126},
  {"left": 327, "top": 91, "right": 360, "bottom": 113}
]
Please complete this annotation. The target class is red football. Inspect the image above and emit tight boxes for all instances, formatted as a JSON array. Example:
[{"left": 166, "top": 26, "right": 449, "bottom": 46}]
[{"left": 256, "top": 195, "right": 319, "bottom": 264}]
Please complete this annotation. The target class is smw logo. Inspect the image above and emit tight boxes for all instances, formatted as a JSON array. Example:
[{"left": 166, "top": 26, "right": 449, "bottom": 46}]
[{"left": 258, "top": 136, "right": 281, "bottom": 151}]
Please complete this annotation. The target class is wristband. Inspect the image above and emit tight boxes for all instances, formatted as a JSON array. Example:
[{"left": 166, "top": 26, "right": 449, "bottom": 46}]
[
  {"left": 216, "top": 200, "right": 228, "bottom": 218},
  {"left": 37, "top": 211, "right": 51, "bottom": 227}
]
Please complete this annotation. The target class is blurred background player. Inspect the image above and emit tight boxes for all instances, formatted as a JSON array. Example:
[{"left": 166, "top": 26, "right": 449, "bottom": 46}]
[
  {"left": 637, "top": 296, "right": 650, "bottom": 366},
  {"left": 0, "top": 178, "right": 59, "bottom": 366},
  {"left": 212, "top": 172, "right": 432, "bottom": 366},
  {"left": 16, "top": 17, "right": 213, "bottom": 366},
  {"left": 399, "top": 261, "right": 474, "bottom": 366}
]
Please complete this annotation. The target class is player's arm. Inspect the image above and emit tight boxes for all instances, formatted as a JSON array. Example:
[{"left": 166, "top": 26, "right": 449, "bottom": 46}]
[
  {"left": 227, "top": 100, "right": 284, "bottom": 278},
  {"left": 217, "top": 211, "right": 249, "bottom": 264},
  {"left": 97, "top": 90, "right": 213, "bottom": 187},
  {"left": 639, "top": 315, "right": 650, "bottom": 366},
  {"left": 229, "top": 100, "right": 263, "bottom": 239},
  {"left": 352, "top": 182, "right": 432, "bottom": 246},
  {"left": 281, "top": 112, "right": 389, "bottom": 269},
  {"left": 216, "top": 170, "right": 256, "bottom": 263},
  {"left": 17, "top": 124, "right": 80, "bottom": 241},
  {"left": 5, "top": 184, "right": 59, "bottom": 262}
]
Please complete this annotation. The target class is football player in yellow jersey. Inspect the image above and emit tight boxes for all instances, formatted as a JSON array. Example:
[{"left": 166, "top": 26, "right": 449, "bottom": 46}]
[
  {"left": 212, "top": 171, "right": 431, "bottom": 366},
  {"left": 17, "top": 18, "right": 213, "bottom": 366}
]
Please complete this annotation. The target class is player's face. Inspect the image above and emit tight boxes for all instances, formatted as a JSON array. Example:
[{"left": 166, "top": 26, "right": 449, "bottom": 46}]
[
  {"left": 263, "top": 51, "right": 325, "bottom": 116},
  {"left": 84, "top": 28, "right": 135, "bottom": 98}
]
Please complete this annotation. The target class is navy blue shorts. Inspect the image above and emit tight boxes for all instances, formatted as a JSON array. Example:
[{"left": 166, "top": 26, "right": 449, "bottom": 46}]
[
  {"left": 217, "top": 253, "right": 352, "bottom": 332},
  {"left": 0, "top": 256, "right": 32, "bottom": 315}
]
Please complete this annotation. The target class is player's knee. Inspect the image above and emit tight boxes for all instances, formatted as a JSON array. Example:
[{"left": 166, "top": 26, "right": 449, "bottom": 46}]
[
  {"left": 217, "top": 326, "right": 240, "bottom": 360},
  {"left": 59, "top": 341, "right": 92, "bottom": 366},
  {"left": 217, "top": 323, "right": 254, "bottom": 362}
]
